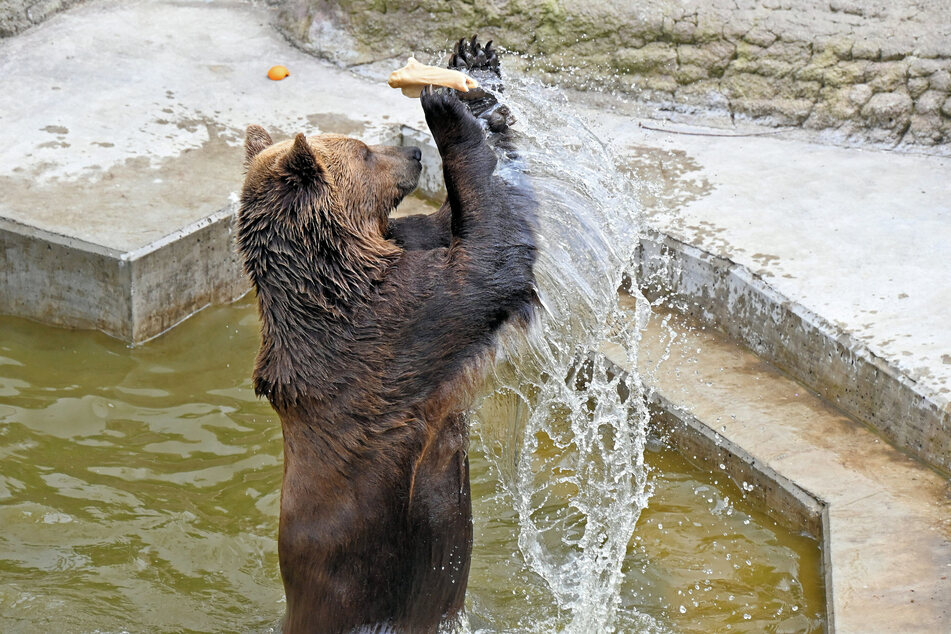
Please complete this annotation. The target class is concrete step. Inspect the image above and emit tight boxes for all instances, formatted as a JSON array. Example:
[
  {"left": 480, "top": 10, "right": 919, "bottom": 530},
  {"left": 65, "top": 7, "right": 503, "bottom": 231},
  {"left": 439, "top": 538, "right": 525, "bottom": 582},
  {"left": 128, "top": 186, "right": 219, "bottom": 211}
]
[{"left": 604, "top": 299, "right": 951, "bottom": 633}]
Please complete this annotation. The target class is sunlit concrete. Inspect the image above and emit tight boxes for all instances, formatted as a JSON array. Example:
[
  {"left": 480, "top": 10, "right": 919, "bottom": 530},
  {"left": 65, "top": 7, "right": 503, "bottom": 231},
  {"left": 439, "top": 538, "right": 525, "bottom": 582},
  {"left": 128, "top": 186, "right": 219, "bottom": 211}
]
[
  {"left": 573, "top": 107, "right": 951, "bottom": 471},
  {"left": 0, "top": 0, "right": 430, "bottom": 341}
]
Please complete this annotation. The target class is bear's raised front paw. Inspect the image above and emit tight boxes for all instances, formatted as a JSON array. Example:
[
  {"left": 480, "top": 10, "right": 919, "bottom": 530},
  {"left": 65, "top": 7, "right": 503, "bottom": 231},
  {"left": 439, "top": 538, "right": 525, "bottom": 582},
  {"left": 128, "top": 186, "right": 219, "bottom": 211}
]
[
  {"left": 421, "top": 87, "right": 484, "bottom": 151},
  {"left": 446, "top": 35, "right": 514, "bottom": 131},
  {"left": 420, "top": 86, "right": 470, "bottom": 123},
  {"left": 449, "top": 35, "right": 500, "bottom": 77}
]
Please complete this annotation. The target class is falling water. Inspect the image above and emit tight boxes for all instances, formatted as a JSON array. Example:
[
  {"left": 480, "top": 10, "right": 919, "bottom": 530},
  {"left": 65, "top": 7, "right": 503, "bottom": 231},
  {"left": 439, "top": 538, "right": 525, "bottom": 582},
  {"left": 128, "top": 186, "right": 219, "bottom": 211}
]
[{"left": 469, "top": 74, "right": 657, "bottom": 632}]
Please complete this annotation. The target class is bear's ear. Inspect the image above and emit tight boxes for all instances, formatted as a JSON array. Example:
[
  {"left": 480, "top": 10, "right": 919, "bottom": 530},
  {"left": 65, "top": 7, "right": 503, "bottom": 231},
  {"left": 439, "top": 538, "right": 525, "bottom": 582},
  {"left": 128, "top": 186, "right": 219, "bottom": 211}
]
[
  {"left": 277, "top": 133, "right": 328, "bottom": 190},
  {"left": 244, "top": 124, "right": 273, "bottom": 166}
]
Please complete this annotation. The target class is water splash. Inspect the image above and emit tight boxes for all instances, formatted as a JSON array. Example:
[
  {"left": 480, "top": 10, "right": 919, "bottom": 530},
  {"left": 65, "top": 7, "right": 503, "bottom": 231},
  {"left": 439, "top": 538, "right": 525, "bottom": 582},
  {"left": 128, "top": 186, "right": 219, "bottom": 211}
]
[{"left": 471, "top": 74, "right": 657, "bottom": 632}]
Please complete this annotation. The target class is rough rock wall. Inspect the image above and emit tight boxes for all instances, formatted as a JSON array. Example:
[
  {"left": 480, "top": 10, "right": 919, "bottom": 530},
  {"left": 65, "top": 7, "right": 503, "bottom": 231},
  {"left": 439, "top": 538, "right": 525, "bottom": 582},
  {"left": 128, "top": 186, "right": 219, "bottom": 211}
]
[
  {"left": 278, "top": 0, "right": 951, "bottom": 148},
  {"left": 0, "top": 0, "right": 83, "bottom": 36}
]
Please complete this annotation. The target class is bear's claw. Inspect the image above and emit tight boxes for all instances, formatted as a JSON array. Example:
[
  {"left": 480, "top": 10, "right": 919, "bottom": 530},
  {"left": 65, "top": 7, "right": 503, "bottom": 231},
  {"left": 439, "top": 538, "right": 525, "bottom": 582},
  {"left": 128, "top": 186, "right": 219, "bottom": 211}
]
[
  {"left": 449, "top": 35, "right": 500, "bottom": 77},
  {"left": 446, "top": 35, "right": 513, "bottom": 132}
]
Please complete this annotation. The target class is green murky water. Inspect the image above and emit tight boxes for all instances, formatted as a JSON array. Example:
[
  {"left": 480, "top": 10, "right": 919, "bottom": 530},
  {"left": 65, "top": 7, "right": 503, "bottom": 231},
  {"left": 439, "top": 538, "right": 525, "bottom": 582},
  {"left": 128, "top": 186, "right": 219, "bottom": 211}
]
[{"left": 0, "top": 299, "right": 824, "bottom": 632}]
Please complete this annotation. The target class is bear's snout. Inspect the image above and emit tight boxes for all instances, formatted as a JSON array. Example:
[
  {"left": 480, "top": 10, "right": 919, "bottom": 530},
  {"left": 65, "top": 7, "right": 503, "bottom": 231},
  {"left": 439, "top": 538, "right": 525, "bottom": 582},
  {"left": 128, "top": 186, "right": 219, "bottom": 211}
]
[
  {"left": 404, "top": 146, "right": 422, "bottom": 162},
  {"left": 395, "top": 147, "right": 423, "bottom": 197}
]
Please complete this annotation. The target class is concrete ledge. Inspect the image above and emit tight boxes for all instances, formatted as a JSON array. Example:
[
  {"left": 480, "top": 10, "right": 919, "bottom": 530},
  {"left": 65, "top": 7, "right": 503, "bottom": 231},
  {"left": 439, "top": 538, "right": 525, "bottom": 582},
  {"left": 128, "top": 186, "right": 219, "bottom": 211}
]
[
  {"left": 637, "top": 229, "right": 951, "bottom": 475},
  {"left": 1, "top": 217, "right": 130, "bottom": 336},
  {"left": 606, "top": 306, "right": 951, "bottom": 633},
  {"left": 647, "top": 391, "right": 827, "bottom": 540},
  {"left": 126, "top": 207, "right": 249, "bottom": 342},
  {"left": 0, "top": 208, "right": 248, "bottom": 343}
]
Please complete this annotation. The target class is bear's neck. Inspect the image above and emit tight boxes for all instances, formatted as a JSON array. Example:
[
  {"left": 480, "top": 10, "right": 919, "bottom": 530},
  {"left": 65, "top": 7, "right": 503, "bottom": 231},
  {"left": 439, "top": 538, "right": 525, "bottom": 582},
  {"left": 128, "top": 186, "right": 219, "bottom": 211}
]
[
  {"left": 249, "top": 235, "right": 398, "bottom": 408},
  {"left": 246, "top": 214, "right": 397, "bottom": 311}
]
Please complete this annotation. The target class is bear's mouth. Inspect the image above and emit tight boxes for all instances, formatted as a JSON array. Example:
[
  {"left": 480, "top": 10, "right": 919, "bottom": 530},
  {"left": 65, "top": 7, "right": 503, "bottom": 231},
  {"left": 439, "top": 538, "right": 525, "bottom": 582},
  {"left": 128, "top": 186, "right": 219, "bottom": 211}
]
[
  {"left": 396, "top": 160, "right": 423, "bottom": 200},
  {"left": 387, "top": 182, "right": 420, "bottom": 218}
]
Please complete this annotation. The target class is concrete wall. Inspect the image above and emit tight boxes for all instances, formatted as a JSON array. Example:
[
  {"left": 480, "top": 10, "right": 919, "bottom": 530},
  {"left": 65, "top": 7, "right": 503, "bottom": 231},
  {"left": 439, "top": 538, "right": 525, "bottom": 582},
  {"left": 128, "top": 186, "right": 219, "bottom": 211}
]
[
  {"left": 278, "top": 0, "right": 951, "bottom": 148},
  {"left": 0, "top": 212, "right": 249, "bottom": 344},
  {"left": 0, "top": 0, "right": 83, "bottom": 36},
  {"left": 635, "top": 230, "right": 951, "bottom": 475}
]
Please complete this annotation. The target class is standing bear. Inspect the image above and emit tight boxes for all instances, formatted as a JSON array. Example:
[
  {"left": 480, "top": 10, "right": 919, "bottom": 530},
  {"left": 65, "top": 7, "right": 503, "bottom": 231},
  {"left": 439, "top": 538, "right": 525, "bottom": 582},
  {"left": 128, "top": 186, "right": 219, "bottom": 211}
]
[{"left": 236, "top": 39, "right": 537, "bottom": 633}]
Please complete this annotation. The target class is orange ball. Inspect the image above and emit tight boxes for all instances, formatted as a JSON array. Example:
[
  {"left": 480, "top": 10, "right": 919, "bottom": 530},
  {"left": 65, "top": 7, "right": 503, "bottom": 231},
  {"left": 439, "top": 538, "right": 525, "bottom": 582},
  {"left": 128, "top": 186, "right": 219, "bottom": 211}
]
[{"left": 267, "top": 65, "right": 290, "bottom": 81}]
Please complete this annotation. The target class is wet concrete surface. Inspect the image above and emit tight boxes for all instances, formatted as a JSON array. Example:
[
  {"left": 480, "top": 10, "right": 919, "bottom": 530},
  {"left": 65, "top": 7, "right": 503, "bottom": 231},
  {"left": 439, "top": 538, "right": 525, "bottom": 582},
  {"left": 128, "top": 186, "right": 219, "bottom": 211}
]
[
  {"left": 597, "top": 114, "right": 951, "bottom": 412},
  {"left": 608, "top": 302, "right": 951, "bottom": 633},
  {"left": 0, "top": 0, "right": 426, "bottom": 250},
  {"left": 1, "top": 128, "right": 238, "bottom": 253},
  {"left": 567, "top": 100, "right": 951, "bottom": 472}
]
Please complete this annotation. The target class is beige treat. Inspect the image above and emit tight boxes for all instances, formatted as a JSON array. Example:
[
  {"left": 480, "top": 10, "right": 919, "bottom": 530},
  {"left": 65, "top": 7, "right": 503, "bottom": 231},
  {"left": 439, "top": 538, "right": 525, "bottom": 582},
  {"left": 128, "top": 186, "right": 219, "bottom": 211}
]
[{"left": 388, "top": 57, "right": 479, "bottom": 98}]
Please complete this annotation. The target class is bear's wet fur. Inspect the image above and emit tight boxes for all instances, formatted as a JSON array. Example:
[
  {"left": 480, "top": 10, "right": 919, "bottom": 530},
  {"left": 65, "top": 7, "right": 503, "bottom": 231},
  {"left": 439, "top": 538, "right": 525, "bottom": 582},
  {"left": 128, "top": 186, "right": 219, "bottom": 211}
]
[{"left": 236, "top": 39, "right": 536, "bottom": 634}]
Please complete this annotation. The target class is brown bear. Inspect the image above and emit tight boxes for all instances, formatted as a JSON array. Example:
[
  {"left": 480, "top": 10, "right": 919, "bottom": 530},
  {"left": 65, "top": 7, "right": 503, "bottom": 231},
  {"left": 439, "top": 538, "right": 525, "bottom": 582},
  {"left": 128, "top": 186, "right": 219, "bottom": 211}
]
[{"left": 236, "top": 38, "right": 536, "bottom": 633}]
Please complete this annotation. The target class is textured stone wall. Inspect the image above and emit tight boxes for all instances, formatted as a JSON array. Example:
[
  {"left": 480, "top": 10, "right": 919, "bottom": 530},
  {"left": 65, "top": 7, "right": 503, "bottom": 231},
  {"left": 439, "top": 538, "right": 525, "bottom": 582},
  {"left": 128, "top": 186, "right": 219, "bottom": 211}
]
[
  {"left": 278, "top": 0, "right": 951, "bottom": 148},
  {"left": 0, "top": 0, "right": 83, "bottom": 36}
]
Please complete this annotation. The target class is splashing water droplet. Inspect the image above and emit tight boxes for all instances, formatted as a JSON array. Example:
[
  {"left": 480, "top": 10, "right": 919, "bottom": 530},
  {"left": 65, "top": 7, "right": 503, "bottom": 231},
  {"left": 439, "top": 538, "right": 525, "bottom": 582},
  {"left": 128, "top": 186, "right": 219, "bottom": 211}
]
[{"left": 473, "top": 74, "right": 653, "bottom": 631}]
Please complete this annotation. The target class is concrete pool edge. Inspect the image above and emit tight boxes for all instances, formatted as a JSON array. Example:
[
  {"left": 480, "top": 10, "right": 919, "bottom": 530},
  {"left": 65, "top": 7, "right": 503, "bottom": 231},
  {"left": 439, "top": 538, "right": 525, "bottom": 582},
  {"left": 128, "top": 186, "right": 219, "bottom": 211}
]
[
  {"left": 636, "top": 229, "right": 951, "bottom": 476},
  {"left": 627, "top": 228, "right": 951, "bottom": 629},
  {"left": 0, "top": 208, "right": 249, "bottom": 343},
  {"left": 646, "top": 391, "right": 827, "bottom": 541},
  {"left": 605, "top": 306, "right": 951, "bottom": 633},
  {"left": 646, "top": 390, "right": 835, "bottom": 632},
  {"left": 601, "top": 340, "right": 834, "bottom": 629}
]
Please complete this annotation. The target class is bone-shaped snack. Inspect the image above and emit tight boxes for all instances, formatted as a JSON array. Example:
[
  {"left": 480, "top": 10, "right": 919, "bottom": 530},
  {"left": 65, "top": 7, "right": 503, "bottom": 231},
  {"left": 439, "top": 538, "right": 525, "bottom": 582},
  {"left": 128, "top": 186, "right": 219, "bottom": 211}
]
[{"left": 388, "top": 57, "right": 479, "bottom": 98}]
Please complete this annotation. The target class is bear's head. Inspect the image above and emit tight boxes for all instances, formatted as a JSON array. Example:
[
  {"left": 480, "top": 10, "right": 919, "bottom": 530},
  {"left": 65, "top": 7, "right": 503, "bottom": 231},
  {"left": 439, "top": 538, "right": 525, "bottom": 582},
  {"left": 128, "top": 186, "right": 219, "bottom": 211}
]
[
  {"left": 237, "top": 126, "right": 422, "bottom": 306},
  {"left": 241, "top": 126, "right": 421, "bottom": 243}
]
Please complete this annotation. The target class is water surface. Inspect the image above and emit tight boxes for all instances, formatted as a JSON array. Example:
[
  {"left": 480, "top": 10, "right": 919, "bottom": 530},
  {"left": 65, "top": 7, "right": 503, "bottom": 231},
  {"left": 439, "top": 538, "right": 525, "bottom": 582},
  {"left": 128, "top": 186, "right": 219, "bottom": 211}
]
[{"left": 0, "top": 302, "right": 823, "bottom": 632}]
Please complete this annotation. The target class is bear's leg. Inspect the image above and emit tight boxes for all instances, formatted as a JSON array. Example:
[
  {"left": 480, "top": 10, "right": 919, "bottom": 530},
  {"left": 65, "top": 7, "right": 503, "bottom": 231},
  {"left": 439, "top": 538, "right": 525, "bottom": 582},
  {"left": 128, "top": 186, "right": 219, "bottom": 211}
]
[
  {"left": 420, "top": 85, "right": 536, "bottom": 320},
  {"left": 385, "top": 36, "right": 516, "bottom": 250},
  {"left": 386, "top": 201, "right": 452, "bottom": 251},
  {"left": 397, "top": 413, "right": 472, "bottom": 629}
]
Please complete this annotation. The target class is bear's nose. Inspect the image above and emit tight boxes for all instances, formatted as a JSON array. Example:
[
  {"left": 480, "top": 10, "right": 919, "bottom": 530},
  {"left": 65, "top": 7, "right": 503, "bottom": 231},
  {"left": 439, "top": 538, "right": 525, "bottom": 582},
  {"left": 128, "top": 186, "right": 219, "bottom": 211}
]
[{"left": 406, "top": 146, "right": 422, "bottom": 161}]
